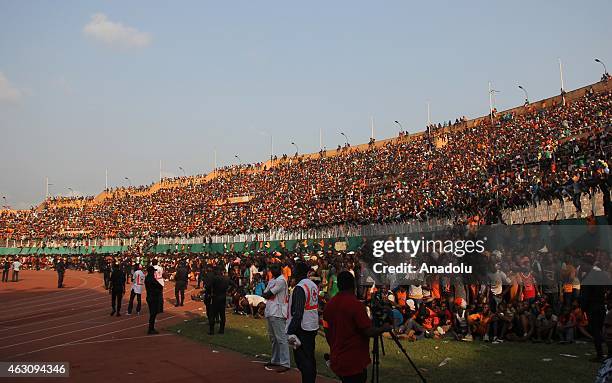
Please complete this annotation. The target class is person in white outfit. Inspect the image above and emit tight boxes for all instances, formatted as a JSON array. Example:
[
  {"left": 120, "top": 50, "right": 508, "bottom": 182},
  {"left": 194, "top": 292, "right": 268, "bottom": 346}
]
[
  {"left": 261, "top": 264, "right": 290, "bottom": 372},
  {"left": 127, "top": 263, "right": 145, "bottom": 315}
]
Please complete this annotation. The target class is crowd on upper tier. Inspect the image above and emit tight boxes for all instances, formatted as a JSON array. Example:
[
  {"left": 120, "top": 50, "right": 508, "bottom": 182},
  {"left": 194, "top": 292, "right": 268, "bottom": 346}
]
[{"left": 0, "top": 86, "right": 611, "bottom": 241}]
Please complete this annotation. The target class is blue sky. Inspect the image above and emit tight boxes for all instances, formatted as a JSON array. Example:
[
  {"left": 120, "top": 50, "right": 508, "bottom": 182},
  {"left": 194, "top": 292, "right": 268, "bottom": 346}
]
[{"left": 0, "top": 0, "right": 610, "bottom": 208}]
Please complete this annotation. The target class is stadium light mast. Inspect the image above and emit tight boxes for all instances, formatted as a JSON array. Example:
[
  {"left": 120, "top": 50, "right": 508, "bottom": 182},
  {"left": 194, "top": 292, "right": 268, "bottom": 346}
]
[
  {"left": 518, "top": 85, "right": 529, "bottom": 104},
  {"left": 427, "top": 102, "right": 431, "bottom": 126},
  {"left": 67, "top": 187, "right": 74, "bottom": 196},
  {"left": 291, "top": 142, "right": 299, "bottom": 155},
  {"left": 124, "top": 177, "right": 131, "bottom": 187},
  {"left": 558, "top": 58, "right": 565, "bottom": 92},
  {"left": 595, "top": 58, "right": 609, "bottom": 76},
  {"left": 340, "top": 132, "right": 349, "bottom": 146},
  {"left": 488, "top": 82, "right": 500, "bottom": 123},
  {"left": 370, "top": 116, "right": 375, "bottom": 140},
  {"left": 234, "top": 154, "right": 241, "bottom": 165},
  {"left": 394, "top": 120, "right": 403, "bottom": 133},
  {"left": 45, "top": 177, "right": 53, "bottom": 199},
  {"left": 179, "top": 166, "right": 185, "bottom": 177},
  {"left": 319, "top": 128, "right": 322, "bottom": 151}
]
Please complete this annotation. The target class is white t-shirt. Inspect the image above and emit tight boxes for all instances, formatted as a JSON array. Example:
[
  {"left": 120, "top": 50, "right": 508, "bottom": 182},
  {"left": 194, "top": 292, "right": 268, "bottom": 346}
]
[
  {"left": 12, "top": 261, "right": 21, "bottom": 271},
  {"left": 132, "top": 270, "right": 145, "bottom": 294},
  {"left": 246, "top": 294, "right": 266, "bottom": 307},
  {"left": 153, "top": 265, "right": 165, "bottom": 287},
  {"left": 264, "top": 275, "right": 288, "bottom": 319},
  {"left": 488, "top": 270, "right": 510, "bottom": 296}
]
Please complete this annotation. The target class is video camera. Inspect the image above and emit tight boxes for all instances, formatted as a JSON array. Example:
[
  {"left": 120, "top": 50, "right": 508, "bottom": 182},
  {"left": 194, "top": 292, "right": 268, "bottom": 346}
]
[
  {"left": 368, "top": 290, "right": 394, "bottom": 328},
  {"left": 367, "top": 289, "right": 427, "bottom": 383}
]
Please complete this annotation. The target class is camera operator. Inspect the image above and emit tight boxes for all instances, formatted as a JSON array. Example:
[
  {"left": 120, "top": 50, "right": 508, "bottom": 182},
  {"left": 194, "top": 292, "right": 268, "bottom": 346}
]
[{"left": 323, "top": 271, "right": 391, "bottom": 383}]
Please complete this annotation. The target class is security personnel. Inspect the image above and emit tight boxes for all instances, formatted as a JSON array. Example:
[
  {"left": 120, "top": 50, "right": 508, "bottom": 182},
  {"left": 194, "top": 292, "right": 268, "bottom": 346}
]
[
  {"left": 56, "top": 258, "right": 66, "bottom": 288},
  {"left": 145, "top": 265, "right": 163, "bottom": 334},
  {"left": 202, "top": 265, "right": 214, "bottom": 321},
  {"left": 2, "top": 258, "right": 10, "bottom": 282},
  {"left": 287, "top": 262, "right": 319, "bottom": 383},
  {"left": 109, "top": 263, "right": 126, "bottom": 316},
  {"left": 102, "top": 260, "right": 112, "bottom": 290},
  {"left": 174, "top": 260, "right": 189, "bottom": 307},
  {"left": 206, "top": 265, "right": 234, "bottom": 335}
]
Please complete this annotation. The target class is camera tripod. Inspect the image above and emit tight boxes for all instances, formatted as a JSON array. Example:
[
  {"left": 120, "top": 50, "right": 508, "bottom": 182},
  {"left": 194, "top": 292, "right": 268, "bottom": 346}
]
[{"left": 371, "top": 330, "right": 427, "bottom": 383}]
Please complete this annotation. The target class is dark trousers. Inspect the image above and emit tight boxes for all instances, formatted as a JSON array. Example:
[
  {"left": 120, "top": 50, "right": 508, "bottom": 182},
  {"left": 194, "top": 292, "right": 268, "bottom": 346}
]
[
  {"left": 2, "top": 270, "right": 8, "bottom": 282},
  {"left": 340, "top": 369, "right": 367, "bottom": 383},
  {"left": 159, "top": 291, "right": 164, "bottom": 313},
  {"left": 57, "top": 272, "right": 64, "bottom": 288},
  {"left": 127, "top": 291, "right": 141, "bottom": 314},
  {"left": 175, "top": 286, "right": 185, "bottom": 306},
  {"left": 147, "top": 297, "right": 161, "bottom": 331},
  {"left": 111, "top": 290, "right": 123, "bottom": 313},
  {"left": 589, "top": 308, "right": 605, "bottom": 358},
  {"left": 293, "top": 329, "right": 318, "bottom": 383},
  {"left": 209, "top": 298, "right": 226, "bottom": 334},
  {"left": 12, "top": 270, "right": 19, "bottom": 282}
]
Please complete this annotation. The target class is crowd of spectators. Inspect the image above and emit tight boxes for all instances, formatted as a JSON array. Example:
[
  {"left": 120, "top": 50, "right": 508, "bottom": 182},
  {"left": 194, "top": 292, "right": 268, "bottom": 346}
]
[
  {"left": 0, "top": 86, "right": 610, "bottom": 241},
  {"left": 4, "top": 222, "right": 611, "bottom": 360}
]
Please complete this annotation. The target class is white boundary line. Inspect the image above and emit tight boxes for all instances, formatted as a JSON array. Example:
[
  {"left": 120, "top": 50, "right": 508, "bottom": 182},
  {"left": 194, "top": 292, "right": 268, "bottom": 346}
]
[
  {"left": 66, "top": 333, "right": 173, "bottom": 346},
  {"left": 5, "top": 315, "right": 177, "bottom": 359},
  {"left": 0, "top": 313, "right": 146, "bottom": 350},
  {"left": 1, "top": 285, "right": 186, "bottom": 339},
  {"left": 0, "top": 284, "right": 189, "bottom": 332},
  {"left": 1, "top": 286, "right": 196, "bottom": 339},
  {"left": 0, "top": 273, "right": 93, "bottom": 305}
]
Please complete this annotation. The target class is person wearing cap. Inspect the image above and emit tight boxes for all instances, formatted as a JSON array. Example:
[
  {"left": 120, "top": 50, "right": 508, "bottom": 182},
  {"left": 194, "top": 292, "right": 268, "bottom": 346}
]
[
  {"left": 127, "top": 263, "right": 145, "bottom": 315},
  {"left": 286, "top": 262, "right": 319, "bottom": 383},
  {"left": 145, "top": 265, "right": 163, "bottom": 334},
  {"left": 261, "top": 263, "right": 290, "bottom": 372},
  {"left": 56, "top": 257, "right": 66, "bottom": 288}
]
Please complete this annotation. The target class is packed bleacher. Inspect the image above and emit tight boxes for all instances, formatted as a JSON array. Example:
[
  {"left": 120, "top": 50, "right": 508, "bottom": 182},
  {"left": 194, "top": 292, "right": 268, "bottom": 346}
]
[{"left": 0, "top": 83, "right": 610, "bottom": 242}]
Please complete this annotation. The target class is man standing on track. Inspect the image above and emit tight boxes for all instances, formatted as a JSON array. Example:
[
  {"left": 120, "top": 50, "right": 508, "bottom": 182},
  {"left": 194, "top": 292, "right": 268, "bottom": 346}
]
[
  {"left": 102, "top": 259, "right": 111, "bottom": 290},
  {"left": 206, "top": 265, "right": 233, "bottom": 335},
  {"left": 145, "top": 265, "right": 163, "bottom": 334},
  {"left": 56, "top": 258, "right": 66, "bottom": 288},
  {"left": 152, "top": 259, "right": 165, "bottom": 313},
  {"left": 11, "top": 257, "right": 22, "bottom": 282},
  {"left": 287, "top": 262, "right": 319, "bottom": 383},
  {"left": 127, "top": 263, "right": 145, "bottom": 315},
  {"left": 174, "top": 260, "right": 189, "bottom": 307},
  {"left": 2, "top": 257, "right": 9, "bottom": 282},
  {"left": 110, "top": 263, "right": 126, "bottom": 316}
]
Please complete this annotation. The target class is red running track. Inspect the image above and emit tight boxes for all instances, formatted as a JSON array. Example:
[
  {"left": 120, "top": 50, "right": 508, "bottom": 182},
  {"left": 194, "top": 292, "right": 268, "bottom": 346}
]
[{"left": 0, "top": 270, "right": 334, "bottom": 383}]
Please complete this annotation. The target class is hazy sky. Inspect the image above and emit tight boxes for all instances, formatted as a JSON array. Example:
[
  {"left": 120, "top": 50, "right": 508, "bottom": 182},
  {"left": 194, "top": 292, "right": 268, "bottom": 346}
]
[{"left": 0, "top": 0, "right": 610, "bottom": 209}]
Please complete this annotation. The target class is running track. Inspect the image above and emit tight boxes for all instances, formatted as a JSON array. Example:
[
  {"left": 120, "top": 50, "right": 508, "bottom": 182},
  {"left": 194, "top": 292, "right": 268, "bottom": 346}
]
[{"left": 0, "top": 270, "right": 334, "bottom": 382}]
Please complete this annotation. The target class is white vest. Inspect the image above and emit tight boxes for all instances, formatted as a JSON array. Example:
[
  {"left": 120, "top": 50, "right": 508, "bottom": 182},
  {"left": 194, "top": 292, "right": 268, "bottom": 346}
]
[
  {"left": 132, "top": 270, "right": 145, "bottom": 294},
  {"left": 287, "top": 278, "right": 319, "bottom": 332}
]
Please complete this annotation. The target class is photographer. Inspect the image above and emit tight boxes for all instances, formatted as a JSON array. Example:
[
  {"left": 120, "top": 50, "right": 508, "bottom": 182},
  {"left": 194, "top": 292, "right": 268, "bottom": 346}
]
[{"left": 323, "top": 271, "right": 391, "bottom": 383}]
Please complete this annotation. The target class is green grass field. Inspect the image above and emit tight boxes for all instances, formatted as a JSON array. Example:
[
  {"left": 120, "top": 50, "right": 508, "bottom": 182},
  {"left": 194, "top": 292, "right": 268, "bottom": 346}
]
[{"left": 170, "top": 312, "right": 600, "bottom": 383}]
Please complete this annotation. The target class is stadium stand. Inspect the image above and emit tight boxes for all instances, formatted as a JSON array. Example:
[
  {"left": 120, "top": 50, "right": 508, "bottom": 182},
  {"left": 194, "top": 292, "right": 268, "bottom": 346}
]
[{"left": 0, "top": 80, "right": 610, "bottom": 245}]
